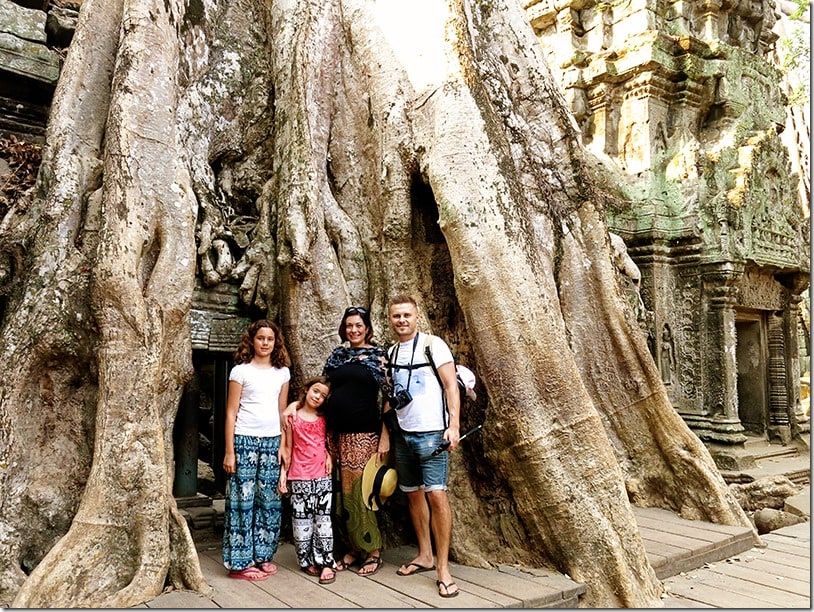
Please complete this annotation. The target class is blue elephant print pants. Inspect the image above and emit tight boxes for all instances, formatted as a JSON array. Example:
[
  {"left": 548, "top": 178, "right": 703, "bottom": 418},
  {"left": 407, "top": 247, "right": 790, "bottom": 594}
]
[{"left": 222, "top": 435, "right": 282, "bottom": 571}]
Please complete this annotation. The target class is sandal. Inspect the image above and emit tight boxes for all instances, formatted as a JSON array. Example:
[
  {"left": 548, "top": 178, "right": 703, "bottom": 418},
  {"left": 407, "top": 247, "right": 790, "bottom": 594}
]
[
  {"left": 228, "top": 566, "right": 268, "bottom": 581},
  {"left": 396, "top": 562, "right": 435, "bottom": 576},
  {"left": 336, "top": 553, "right": 359, "bottom": 571},
  {"left": 319, "top": 566, "right": 336, "bottom": 585},
  {"left": 301, "top": 565, "right": 320, "bottom": 577},
  {"left": 357, "top": 555, "right": 382, "bottom": 577},
  {"left": 437, "top": 580, "right": 460, "bottom": 598},
  {"left": 259, "top": 561, "right": 278, "bottom": 575}
]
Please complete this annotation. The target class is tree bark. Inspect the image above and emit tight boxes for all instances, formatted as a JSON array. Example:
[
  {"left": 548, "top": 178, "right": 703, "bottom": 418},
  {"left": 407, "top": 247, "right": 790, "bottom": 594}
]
[
  {"left": 8, "top": 0, "right": 211, "bottom": 606},
  {"left": 0, "top": 0, "right": 118, "bottom": 601},
  {"left": 0, "top": 0, "right": 758, "bottom": 607}
]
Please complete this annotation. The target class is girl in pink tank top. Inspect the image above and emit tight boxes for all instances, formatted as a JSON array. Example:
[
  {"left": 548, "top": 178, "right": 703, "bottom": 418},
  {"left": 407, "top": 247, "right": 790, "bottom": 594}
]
[{"left": 279, "top": 376, "right": 337, "bottom": 584}]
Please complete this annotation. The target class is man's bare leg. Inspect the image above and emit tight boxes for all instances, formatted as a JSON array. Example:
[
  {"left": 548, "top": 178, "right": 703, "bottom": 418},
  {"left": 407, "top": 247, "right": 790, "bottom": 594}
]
[
  {"left": 397, "top": 490, "right": 435, "bottom": 575},
  {"left": 427, "top": 489, "right": 458, "bottom": 596}
]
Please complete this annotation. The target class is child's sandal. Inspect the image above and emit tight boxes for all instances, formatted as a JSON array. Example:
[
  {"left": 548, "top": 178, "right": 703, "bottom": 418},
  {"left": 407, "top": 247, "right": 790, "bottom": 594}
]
[
  {"left": 335, "top": 554, "right": 358, "bottom": 571},
  {"left": 319, "top": 566, "right": 336, "bottom": 584},
  {"left": 259, "top": 561, "right": 278, "bottom": 575}
]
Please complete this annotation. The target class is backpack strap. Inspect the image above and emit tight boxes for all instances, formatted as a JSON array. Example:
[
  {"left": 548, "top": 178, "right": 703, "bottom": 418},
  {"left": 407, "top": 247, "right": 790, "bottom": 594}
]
[
  {"left": 387, "top": 334, "right": 431, "bottom": 372},
  {"left": 423, "top": 338, "right": 449, "bottom": 430},
  {"left": 388, "top": 334, "right": 449, "bottom": 428}
]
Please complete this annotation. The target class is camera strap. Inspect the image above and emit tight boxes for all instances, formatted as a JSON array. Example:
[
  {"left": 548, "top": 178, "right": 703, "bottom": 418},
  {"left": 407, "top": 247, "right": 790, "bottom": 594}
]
[{"left": 389, "top": 334, "right": 420, "bottom": 408}]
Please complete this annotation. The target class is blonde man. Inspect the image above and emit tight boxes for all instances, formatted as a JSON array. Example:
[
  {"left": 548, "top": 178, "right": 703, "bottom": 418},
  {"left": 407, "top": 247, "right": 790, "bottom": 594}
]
[{"left": 386, "top": 295, "right": 460, "bottom": 598}]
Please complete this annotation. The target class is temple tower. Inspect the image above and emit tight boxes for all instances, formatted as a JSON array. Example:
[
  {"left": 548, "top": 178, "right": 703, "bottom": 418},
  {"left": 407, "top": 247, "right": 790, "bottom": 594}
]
[{"left": 525, "top": 0, "right": 810, "bottom": 445}]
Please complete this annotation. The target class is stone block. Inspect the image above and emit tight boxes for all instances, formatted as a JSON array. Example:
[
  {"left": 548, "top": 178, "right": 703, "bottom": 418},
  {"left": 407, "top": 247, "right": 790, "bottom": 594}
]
[
  {"left": 0, "top": 0, "right": 46, "bottom": 43},
  {"left": 190, "top": 308, "right": 250, "bottom": 352},
  {"left": 784, "top": 486, "right": 811, "bottom": 518},
  {"left": 0, "top": 32, "right": 59, "bottom": 84},
  {"left": 612, "top": 7, "right": 658, "bottom": 40},
  {"left": 176, "top": 493, "right": 213, "bottom": 509},
  {"left": 45, "top": 6, "right": 78, "bottom": 48},
  {"left": 185, "top": 505, "right": 218, "bottom": 529}
]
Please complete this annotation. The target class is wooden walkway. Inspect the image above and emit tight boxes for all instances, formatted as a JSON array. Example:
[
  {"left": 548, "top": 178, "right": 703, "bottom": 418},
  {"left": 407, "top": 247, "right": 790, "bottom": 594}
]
[
  {"left": 140, "top": 506, "right": 809, "bottom": 608},
  {"left": 634, "top": 506, "right": 757, "bottom": 580},
  {"left": 146, "top": 543, "right": 585, "bottom": 608},
  {"left": 662, "top": 521, "right": 810, "bottom": 608}
]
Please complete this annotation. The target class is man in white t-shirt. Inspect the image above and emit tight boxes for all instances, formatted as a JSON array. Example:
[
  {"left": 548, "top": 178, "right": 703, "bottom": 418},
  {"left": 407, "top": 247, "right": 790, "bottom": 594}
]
[{"left": 386, "top": 295, "right": 460, "bottom": 598}]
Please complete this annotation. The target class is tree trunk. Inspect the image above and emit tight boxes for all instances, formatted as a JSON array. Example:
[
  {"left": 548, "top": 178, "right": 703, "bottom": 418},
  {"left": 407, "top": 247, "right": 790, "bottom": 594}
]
[
  {"left": 6, "top": 0, "right": 211, "bottom": 606},
  {"left": 0, "top": 0, "right": 758, "bottom": 607}
]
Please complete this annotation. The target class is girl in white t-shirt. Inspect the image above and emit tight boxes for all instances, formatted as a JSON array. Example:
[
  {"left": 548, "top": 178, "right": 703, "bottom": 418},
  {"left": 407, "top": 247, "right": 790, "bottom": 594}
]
[
  {"left": 222, "top": 319, "right": 291, "bottom": 581},
  {"left": 279, "top": 376, "right": 336, "bottom": 584}
]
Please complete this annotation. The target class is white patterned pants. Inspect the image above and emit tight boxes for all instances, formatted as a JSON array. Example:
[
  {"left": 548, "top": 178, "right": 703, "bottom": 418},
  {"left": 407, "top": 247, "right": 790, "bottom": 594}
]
[{"left": 289, "top": 476, "right": 336, "bottom": 569}]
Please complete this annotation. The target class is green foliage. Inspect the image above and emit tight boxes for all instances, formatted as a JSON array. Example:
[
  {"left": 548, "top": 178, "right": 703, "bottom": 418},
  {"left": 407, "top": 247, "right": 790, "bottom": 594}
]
[
  {"left": 787, "top": 82, "right": 809, "bottom": 107},
  {"left": 777, "top": 18, "right": 810, "bottom": 108},
  {"left": 779, "top": 28, "right": 808, "bottom": 73},
  {"left": 790, "top": 0, "right": 809, "bottom": 20}
]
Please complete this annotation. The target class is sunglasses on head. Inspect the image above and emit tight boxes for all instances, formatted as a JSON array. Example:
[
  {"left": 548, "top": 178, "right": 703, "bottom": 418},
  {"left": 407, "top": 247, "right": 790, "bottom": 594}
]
[{"left": 344, "top": 306, "right": 368, "bottom": 316}]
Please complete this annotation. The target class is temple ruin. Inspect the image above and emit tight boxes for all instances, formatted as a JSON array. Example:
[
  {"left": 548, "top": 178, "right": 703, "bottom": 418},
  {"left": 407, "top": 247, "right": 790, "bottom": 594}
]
[
  {"left": 524, "top": 0, "right": 810, "bottom": 447},
  {"left": 0, "top": 0, "right": 810, "bottom": 490}
]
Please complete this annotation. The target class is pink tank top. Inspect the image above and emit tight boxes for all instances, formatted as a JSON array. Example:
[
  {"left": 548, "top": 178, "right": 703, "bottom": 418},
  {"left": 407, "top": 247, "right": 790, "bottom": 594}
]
[{"left": 287, "top": 411, "right": 329, "bottom": 480}]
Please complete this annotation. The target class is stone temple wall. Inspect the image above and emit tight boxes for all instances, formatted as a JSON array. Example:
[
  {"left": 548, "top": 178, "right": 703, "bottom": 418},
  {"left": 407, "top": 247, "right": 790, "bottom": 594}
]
[
  {"left": 0, "top": 0, "right": 75, "bottom": 140},
  {"left": 525, "top": 0, "right": 810, "bottom": 445}
]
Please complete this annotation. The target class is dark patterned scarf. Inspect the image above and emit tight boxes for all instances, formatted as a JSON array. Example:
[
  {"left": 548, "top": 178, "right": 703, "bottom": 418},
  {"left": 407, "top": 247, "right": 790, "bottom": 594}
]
[{"left": 323, "top": 345, "right": 390, "bottom": 395}]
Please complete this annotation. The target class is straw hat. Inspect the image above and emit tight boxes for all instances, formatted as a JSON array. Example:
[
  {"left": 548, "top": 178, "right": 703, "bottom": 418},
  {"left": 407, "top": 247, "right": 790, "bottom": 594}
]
[{"left": 361, "top": 454, "right": 398, "bottom": 511}]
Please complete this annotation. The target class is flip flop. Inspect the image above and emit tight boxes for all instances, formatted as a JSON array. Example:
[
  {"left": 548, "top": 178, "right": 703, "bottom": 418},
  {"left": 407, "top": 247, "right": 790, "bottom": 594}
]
[
  {"left": 258, "top": 561, "right": 278, "bottom": 575},
  {"left": 396, "top": 562, "right": 435, "bottom": 576},
  {"left": 228, "top": 567, "right": 268, "bottom": 581},
  {"left": 357, "top": 555, "right": 382, "bottom": 577},
  {"left": 437, "top": 580, "right": 460, "bottom": 598},
  {"left": 319, "top": 566, "right": 336, "bottom": 585}
]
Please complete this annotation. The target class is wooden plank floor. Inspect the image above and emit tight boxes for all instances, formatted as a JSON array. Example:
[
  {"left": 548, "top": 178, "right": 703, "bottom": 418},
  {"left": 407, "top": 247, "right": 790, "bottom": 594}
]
[
  {"left": 142, "top": 543, "right": 584, "bottom": 609},
  {"left": 632, "top": 506, "right": 757, "bottom": 579},
  {"left": 661, "top": 521, "right": 811, "bottom": 608},
  {"left": 140, "top": 507, "right": 805, "bottom": 608}
]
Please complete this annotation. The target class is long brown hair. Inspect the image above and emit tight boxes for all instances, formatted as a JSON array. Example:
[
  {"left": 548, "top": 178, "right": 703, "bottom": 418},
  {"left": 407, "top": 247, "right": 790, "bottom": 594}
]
[
  {"left": 296, "top": 376, "right": 331, "bottom": 414},
  {"left": 233, "top": 319, "right": 291, "bottom": 368}
]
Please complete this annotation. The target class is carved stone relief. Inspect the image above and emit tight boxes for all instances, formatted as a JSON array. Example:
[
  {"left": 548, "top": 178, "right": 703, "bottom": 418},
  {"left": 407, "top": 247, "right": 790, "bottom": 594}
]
[
  {"left": 659, "top": 323, "right": 676, "bottom": 385},
  {"left": 525, "top": 0, "right": 810, "bottom": 443},
  {"left": 737, "top": 268, "right": 786, "bottom": 311},
  {"left": 675, "top": 271, "right": 700, "bottom": 404},
  {"left": 767, "top": 314, "right": 791, "bottom": 441}
]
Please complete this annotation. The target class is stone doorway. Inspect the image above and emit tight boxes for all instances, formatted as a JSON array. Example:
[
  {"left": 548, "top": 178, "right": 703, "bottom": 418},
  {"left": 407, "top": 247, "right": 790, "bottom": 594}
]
[
  {"left": 736, "top": 312, "right": 768, "bottom": 436},
  {"left": 172, "top": 350, "right": 232, "bottom": 501}
]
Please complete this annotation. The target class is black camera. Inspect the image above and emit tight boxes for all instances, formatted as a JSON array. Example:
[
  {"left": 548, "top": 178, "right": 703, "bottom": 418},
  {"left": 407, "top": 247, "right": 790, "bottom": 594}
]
[{"left": 389, "top": 388, "right": 413, "bottom": 411}]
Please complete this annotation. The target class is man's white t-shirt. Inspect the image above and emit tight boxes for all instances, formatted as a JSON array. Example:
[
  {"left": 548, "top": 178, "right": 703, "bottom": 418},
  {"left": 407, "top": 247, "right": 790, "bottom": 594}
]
[
  {"left": 389, "top": 332, "right": 453, "bottom": 432},
  {"left": 229, "top": 362, "right": 290, "bottom": 437}
]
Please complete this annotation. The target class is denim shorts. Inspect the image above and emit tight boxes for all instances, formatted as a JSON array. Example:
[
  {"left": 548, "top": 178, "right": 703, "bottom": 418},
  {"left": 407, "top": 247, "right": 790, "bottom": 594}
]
[{"left": 393, "top": 430, "right": 448, "bottom": 492}]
